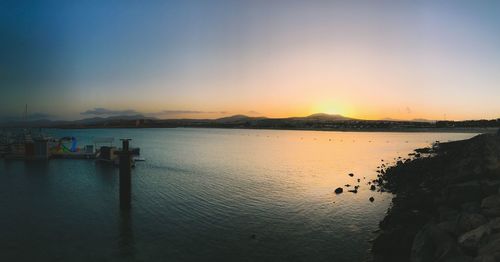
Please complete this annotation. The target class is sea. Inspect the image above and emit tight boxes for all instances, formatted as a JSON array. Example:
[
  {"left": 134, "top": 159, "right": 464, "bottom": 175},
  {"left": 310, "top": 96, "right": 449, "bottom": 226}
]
[{"left": 0, "top": 128, "right": 477, "bottom": 261}]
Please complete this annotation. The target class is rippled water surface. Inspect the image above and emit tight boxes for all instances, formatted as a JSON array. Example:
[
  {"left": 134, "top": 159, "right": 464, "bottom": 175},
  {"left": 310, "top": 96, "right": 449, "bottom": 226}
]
[{"left": 0, "top": 128, "right": 477, "bottom": 261}]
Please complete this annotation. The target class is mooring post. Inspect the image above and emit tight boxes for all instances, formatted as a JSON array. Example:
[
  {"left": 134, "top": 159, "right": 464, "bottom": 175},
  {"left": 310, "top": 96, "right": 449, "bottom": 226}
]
[{"left": 119, "top": 139, "right": 132, "bottom": 210}]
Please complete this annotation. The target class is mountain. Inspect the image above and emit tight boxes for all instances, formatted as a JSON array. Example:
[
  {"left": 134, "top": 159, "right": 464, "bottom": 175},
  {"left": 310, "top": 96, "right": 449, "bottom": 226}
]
[
  {"left": 284, "top": 113, "right": 355, "bottom": 121},
  {"left": 74, "top": 114, "right": 156, "bottom": 125},
  {"left": 215, "top": 114, "right": 266, "bottom": 123}
]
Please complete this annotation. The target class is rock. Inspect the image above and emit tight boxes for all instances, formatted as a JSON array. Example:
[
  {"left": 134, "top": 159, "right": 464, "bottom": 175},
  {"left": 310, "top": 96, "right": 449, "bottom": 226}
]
[
  {"left": 489, "top": 217, "right": 500, "bottom": 234},
  {"left": 373, "top": 227, "right": 416, "bottom": 261},
  {"left": 458, "top": 224, "right": 491, "bottom": 254},
  {"left": 438, "top": 220, "right": 458, "bottom": 235},
  {"left": 370, "top": 197, "right": 375, "bottom": 202},
  {"left": 462, "top": 202, "right": 482, "bottom": 214},
  {"left": 411, "top": 224, "right": 462, "bottom": 262},
  {"left": 480, "top": 180, "right": 500, "bottom": 196},
  {"left": 348, "top": 173, "right": 354, "bottom": 177},
  {"left": 370, "top": 185, "right": 376, "bottom": 191},
  {"left": 335, "top": 187, "right": 343, "bottom": 194},
  {"left": 443, "top": 256, "right": 474, "bottom": 262},
  {"left": 477, "top": 233, "right": 500, "bottom": 260},
  {"left": 457, "top": 213, "right": 488, "bottom": 235},
  {"left": 473, "top": 255, "right": 496, "bottom": 262},
  {"left": 446, "top": 181, "right": 482, "bottom": 206},
  {"left": 348, "top": 189, "right": 358, "bottom": 193},
  {"left": 345, "top": 184, "right": 351, "bottom": 187},
  {"left": 481, "top": 194, "right": 500, "bottom": 217},
  {"left": 357, "top": 178, "right": 361, "bottom": 182},
  {"left": 438, "top": 206, "right": 459, "bottom": 222}
]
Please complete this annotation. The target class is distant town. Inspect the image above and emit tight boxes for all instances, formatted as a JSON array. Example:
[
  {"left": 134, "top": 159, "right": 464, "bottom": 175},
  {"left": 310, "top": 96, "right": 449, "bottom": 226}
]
[{"left": 2, "top": 113, "right": 499, "bottom": 132}]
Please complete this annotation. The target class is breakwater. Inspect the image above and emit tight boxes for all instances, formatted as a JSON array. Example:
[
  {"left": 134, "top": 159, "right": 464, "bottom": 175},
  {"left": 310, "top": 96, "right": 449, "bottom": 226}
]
[{"left": 371, "top": 131, "right": 500, "bottom": 261}]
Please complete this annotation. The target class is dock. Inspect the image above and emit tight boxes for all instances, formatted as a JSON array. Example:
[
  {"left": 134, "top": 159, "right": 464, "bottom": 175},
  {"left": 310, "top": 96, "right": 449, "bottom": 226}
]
[{"left": 0, "top": 130, "right": 141, "bottom": 166}]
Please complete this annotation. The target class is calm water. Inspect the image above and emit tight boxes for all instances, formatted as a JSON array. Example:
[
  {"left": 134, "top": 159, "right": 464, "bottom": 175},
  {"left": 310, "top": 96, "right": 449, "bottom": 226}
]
[{"left": 0, "top": 128, "right": 476, "bottom": 261}]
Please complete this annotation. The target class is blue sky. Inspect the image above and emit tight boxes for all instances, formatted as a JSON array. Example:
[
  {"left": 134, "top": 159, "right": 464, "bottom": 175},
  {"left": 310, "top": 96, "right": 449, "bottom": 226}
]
[{"left": 1, "top": 0, "right": 500, "bottom": 120}]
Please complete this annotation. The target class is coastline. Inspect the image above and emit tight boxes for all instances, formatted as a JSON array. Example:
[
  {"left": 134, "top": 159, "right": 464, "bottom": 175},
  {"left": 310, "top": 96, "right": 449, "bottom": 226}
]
[
  {"left": 49, "top": 126, "right": 499, "bottom": 134},
  {"left": 370, "top": 130, "right": 500, "bottom": 261}
]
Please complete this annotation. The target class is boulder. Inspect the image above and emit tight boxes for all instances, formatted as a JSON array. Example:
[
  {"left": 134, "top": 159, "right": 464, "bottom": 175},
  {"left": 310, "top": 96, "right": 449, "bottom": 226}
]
[
  {"left": 458, "top": 224, "right": 491, "bottom": 254},
  {"left": 438, "top": 220, "right": 458, "bottom": 235},
  {"left": 439, "top": 206, "right": 459, "bottom": 222},
  {"left": 446, "top": 181, "right": 482, "bottom": 206},
  {"left": 481, "top": 194, "right": 500, "bottom": 217},
  {"left": 477, "top": 233, "right": 500, "bottom": 261},
  {"left": 462, "top": 202, "right": 482, "bottom": 214},
  {"left": 480, "top": 180, "right": 500, "bottom": 196},
  {"left": 457, "top": 213, "right": 488, "bottom": 235},
  {"left": 334, "top": 187, "right": 343, "bottom": 194},
  {"left": 411, "top": 224, "right": 462, "bottom": 262},
  {"left": 473, "top": 255, "right": 496, "bottom": 262},
  {"left": 373, "top": 227, "right": 416, "bottom": 261},
  {"left": 489, "top": 218, "right": 500, "bottom": 234}
]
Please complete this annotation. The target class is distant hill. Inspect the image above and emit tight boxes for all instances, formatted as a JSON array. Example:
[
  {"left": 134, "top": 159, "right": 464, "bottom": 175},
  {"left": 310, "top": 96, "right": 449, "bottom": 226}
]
[
  {"left": 74, "top": 114, "right": 156, "bottom": 125},
  {"left": 1, "top": 112, "right": 498, "bottom": 131},
  {"left": 292, "top": 113, "right": 355, "bottom": 121},
  {"left": 215, "top": 114, "right": 266, "bottom": 123}
]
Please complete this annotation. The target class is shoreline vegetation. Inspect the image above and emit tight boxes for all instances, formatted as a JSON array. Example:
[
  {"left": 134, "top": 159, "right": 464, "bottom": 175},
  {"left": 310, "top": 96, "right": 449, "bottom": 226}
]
[{"left": 370, "top": 130, "right": 500, "bottom": 262}]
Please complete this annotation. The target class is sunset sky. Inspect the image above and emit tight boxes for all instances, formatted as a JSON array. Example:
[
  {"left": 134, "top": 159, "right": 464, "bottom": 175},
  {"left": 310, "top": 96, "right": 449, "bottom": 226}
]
[{"left": 1, "top": 0, "right": 500, "bottom": 121}]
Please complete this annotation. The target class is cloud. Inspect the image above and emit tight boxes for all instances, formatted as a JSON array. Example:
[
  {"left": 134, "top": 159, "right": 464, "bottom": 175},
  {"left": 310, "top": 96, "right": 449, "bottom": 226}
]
[
  {"left": 151, "top": 110, "right": 228, "bottom": 116},
  {"left": 81, "top": 108, "right": 140, "bottom": 116},
  {"left": 80, "top": 107, "right": 229, "bottom": 118}
]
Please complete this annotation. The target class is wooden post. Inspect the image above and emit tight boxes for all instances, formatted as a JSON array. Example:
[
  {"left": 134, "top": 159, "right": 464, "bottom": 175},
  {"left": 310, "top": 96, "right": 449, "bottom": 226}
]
[{"left": 119, "top": 139, "right": 132, "bottom": 210}]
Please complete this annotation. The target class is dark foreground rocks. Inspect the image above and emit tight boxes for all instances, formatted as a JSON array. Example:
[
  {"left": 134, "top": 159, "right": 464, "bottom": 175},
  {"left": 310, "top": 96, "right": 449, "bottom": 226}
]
[{"left": 371, "top": 132, "right": 500, "bottom": 262}]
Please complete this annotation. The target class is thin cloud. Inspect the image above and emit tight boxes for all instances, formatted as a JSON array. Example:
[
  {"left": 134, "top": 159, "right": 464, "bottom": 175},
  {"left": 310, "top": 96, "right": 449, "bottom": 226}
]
[
  {"left": 81, "top": 108, "right": 140, "bottom": 116},
  {"left": 151, "top": 110, "right": 228, "bottom": 116}
]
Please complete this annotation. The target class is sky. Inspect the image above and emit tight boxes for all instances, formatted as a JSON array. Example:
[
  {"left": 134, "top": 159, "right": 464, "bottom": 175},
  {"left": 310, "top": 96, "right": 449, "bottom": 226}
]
[{"left": 1, "top": 0, "right": 500, "bottom": 121}]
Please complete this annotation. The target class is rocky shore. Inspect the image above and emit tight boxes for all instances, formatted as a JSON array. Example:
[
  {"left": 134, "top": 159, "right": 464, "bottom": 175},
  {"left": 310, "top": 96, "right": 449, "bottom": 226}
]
[{"left": 371, "top": 130, "right": 500, "bottom": 262}]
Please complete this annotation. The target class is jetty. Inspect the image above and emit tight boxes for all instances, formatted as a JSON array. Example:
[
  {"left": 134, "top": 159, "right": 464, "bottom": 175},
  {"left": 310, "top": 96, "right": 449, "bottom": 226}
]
[{"left": 0, "top": 129, "right": 141, "bottom": 166}]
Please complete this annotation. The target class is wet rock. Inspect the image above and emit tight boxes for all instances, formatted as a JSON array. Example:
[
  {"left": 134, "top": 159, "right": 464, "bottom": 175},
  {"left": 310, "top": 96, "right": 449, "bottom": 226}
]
[
  {"left": 348, "top": 173, "right": 354, "bottom": 177},
  {"left": 335, "top": 187, "right": 343, "bottom": 194},
  {"left": 369, "top": 197, "right": 375, "bottom": 202},
  {"left": 370, "top": 185, "right": 376, "bottom": 191},
  {"left": 348, "top": 189, "right": 358, "bottom": 193},
  {"left": 345, "top": 184, "right": 351, "bottom": 187},
  {"left": 357, "top": 178, "right": 361, "bottom": 182},
  {"left": 481, "top": 194, "right": 500, "bottom": 217}
]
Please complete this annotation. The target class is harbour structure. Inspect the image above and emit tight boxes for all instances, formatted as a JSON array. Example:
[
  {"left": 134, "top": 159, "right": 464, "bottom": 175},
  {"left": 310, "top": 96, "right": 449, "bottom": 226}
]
[{"left": 0, "top": 129, "right": 141, "bottom": 165}]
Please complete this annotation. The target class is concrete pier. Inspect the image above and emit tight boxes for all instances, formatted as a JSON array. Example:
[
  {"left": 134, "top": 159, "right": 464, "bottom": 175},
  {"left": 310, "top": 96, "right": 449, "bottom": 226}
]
[{"left": 118, "top": 139, "right": 133, "bottom": 210}]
